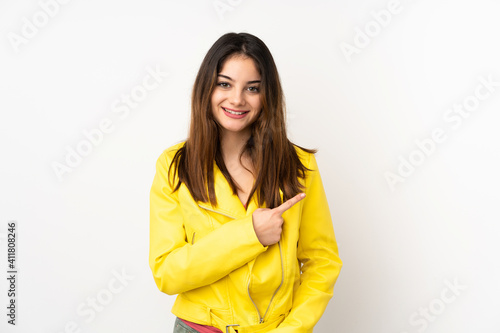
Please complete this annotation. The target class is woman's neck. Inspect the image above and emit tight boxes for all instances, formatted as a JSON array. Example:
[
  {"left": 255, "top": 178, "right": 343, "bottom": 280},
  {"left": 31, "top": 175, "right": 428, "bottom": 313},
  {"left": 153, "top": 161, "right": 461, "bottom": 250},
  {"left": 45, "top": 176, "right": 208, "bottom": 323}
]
[
  {"left": 219, "top": 129, "right": 250, "bottom": 160},
  {"left": 219, "top": 129, "right": 255, "bottom": 205}
]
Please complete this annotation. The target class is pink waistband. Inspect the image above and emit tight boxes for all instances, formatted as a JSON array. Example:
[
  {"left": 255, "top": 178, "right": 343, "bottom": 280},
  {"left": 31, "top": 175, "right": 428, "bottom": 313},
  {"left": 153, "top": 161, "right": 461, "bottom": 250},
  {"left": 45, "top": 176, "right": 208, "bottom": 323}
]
[{"left": 180, "top": 318, "right": 223, "bottom": 333}]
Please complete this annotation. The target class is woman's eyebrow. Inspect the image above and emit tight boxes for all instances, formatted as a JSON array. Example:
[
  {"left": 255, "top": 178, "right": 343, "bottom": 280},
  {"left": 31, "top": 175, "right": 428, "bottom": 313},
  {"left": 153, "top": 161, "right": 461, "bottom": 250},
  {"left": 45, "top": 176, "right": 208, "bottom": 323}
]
[{"left": 217, "top": 74, "right": 261, "bottom": 84}]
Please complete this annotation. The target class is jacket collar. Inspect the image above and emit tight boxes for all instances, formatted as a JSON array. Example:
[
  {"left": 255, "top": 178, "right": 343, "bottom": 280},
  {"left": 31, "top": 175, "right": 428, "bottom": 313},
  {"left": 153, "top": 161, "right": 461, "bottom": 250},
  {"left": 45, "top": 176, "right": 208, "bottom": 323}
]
[{"left": 197, "top": 162, "right": 258, "bottom": 220}]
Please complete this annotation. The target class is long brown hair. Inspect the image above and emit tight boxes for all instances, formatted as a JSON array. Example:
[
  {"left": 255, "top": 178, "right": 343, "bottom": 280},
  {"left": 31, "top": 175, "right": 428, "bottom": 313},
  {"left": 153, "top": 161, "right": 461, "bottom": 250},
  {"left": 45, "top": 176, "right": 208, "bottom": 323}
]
[{"left": 169, "top": 32, "right": 316, "bottom": 209}]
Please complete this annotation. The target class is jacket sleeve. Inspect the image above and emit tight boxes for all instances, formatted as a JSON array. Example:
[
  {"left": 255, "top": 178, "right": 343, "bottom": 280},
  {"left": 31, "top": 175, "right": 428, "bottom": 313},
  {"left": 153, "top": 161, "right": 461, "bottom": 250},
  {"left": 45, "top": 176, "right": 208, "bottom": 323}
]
[
  {"left": 149, "top": 149, "right": 268, "bottom": 295},
  {"left": 273, "top": 153, "right": 343, "bottom": 332}
]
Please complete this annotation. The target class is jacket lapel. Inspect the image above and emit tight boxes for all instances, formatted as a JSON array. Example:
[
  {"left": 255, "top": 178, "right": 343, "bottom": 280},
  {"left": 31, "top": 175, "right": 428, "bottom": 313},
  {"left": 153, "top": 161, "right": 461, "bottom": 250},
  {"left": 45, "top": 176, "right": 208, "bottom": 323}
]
[{"left": 198, "top": 162, "right": 248, "bottom": 220}]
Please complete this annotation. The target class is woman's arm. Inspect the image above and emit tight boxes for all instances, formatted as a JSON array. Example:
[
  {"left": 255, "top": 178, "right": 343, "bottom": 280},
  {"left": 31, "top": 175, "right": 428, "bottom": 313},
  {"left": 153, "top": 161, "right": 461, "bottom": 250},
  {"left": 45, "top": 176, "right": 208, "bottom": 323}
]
[
  {"left": 273, "top": 153, "right": 343, "bottom": 332},
  {"left": 149, "top": 149, "right": 268, "bottom": 295}
]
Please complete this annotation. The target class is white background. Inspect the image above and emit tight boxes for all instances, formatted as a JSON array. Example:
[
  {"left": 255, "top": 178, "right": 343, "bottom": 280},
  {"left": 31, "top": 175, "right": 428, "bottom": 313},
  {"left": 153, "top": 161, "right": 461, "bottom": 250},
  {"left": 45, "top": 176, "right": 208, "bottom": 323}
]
[{"left": 1, "top": 0, "right": 499, "bottom": 332}]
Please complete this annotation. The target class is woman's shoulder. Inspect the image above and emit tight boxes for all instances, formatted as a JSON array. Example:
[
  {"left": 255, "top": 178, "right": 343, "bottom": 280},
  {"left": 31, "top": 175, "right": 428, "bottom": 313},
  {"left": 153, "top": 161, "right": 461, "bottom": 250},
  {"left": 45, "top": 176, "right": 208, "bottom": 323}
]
[
  {"left": 293, "top": 144, "right": 317, "bottom": 168},
  {"left": 153, "top": 141, "right": 186, "bottom": 173},
  {"left": 159, "top": 141, "right": 186, "bottom": 160}
]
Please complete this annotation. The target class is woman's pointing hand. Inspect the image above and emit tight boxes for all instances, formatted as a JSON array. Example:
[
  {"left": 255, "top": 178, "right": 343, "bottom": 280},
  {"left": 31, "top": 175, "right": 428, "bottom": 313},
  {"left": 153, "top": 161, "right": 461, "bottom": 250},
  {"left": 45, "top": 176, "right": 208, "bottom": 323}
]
[{"left": 252, "top": 193, "right": 306, "bottom": 246}]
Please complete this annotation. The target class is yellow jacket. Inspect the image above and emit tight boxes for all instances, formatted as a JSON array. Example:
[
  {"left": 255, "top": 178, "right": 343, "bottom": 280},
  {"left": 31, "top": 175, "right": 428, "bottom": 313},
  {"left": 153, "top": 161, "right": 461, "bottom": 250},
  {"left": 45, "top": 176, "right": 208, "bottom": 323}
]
[{"left": 149, "top": 142, "right": 342, "bottom": 333}]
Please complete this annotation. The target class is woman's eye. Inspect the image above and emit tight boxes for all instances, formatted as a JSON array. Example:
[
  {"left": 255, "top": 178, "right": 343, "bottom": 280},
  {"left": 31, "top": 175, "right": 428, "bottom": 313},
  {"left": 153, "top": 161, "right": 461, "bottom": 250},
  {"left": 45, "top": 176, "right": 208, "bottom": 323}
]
[
  {"left": 248, "top": 86, "right": 259, "bottom": 93},
  {"left": 217, "top": 82, "right": 230, "bottom": 88}
]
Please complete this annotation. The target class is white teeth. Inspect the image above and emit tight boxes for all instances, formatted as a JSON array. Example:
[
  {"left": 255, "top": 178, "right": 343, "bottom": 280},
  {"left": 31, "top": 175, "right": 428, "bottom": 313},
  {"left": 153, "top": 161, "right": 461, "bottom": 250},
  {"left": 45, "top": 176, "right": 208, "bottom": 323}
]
[{"left": 223, "top": 107, "right": 246, "bottom": 115}]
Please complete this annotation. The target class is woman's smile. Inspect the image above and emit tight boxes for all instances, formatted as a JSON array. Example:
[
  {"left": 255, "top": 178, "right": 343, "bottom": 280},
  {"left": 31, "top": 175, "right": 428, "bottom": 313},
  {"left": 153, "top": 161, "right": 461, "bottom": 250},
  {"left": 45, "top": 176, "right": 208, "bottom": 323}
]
[{"left": 222, "top": 106, "right": 250, "bottom": 118}]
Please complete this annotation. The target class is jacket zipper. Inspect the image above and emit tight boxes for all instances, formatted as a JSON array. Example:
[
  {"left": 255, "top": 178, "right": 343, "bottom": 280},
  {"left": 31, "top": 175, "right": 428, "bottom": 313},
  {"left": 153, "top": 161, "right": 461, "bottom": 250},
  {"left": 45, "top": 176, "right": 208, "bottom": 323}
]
[
  {"left": 247, "top": 240, "right": 284, "bottom": 324},
  {"left": 198, "top": 204, "right": 285, "bottom": 324}
]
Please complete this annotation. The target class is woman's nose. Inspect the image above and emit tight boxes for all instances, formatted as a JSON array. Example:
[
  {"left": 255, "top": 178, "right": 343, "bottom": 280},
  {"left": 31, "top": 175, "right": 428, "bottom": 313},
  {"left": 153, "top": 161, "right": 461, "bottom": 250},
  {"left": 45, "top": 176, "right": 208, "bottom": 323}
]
[{"left": 229, "top": 89, "right": 244, "bottom": 106}]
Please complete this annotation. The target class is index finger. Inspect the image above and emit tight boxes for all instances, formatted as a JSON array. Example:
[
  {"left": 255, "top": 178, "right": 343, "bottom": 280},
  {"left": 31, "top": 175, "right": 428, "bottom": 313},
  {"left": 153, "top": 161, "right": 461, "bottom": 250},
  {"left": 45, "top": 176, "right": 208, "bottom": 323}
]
[{"left": 274, "top": 193, "right": 306, "bottom": 215}]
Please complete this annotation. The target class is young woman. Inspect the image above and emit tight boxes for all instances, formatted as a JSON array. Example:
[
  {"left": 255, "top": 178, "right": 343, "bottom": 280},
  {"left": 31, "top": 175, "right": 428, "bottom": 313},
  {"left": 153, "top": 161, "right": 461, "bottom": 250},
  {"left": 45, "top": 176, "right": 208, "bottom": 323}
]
[{"left": 149, "top": 32, "right": 342, "bottom": 333}]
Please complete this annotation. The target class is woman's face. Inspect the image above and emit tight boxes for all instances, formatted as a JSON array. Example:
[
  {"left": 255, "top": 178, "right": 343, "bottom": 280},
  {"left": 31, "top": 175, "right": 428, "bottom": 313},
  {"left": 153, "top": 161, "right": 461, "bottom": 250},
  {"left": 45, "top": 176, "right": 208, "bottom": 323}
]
[{"left": 211, "top": 55, "right": 262, "bottom": 137}]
